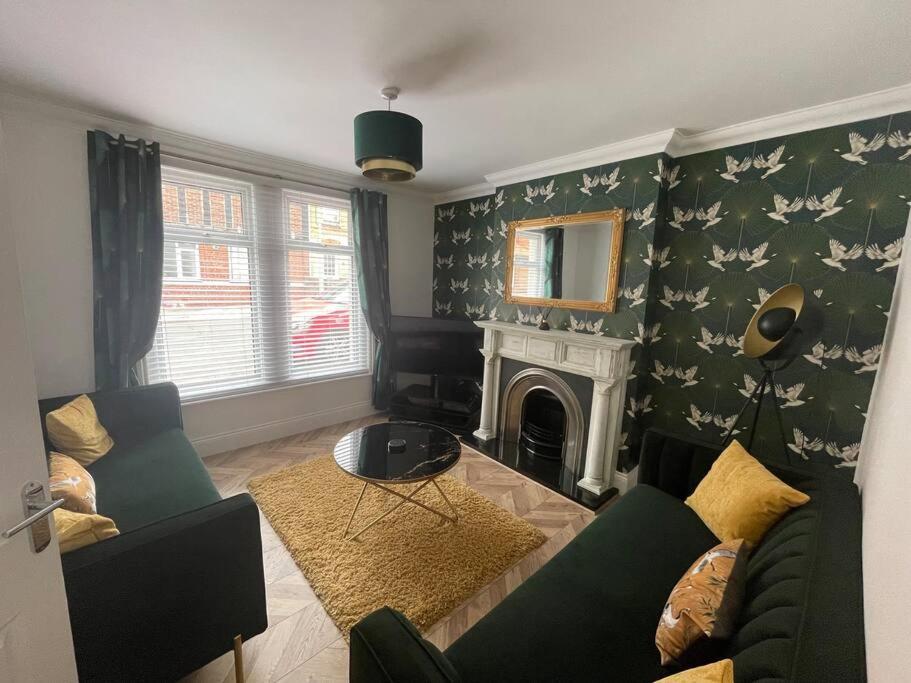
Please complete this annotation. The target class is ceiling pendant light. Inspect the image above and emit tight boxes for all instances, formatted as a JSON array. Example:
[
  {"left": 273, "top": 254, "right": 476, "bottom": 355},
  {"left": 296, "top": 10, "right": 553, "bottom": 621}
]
[{"left": 354, "top": 87, "right": 422, "bottom": 182}]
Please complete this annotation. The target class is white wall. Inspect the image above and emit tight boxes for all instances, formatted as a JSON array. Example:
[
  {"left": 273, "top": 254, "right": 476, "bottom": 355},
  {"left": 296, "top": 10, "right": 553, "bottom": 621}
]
[
  {"left": 0, "top": 96, "right": 433, "bottom": 455},
  {"left": 855, "top": 215, "right": 911, "bottom": 682}
]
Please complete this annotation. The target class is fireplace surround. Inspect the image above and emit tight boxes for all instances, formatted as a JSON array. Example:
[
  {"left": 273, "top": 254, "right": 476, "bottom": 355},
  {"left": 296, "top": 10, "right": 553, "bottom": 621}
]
[{"left": 471, "top": 320, "right": 635, "bottom": 501}]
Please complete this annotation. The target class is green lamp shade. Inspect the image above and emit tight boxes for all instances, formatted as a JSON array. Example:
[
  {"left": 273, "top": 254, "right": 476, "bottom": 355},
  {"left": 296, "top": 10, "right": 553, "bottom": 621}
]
[{"left": 354, "top": 110, "right": 422, "bottom": 181}]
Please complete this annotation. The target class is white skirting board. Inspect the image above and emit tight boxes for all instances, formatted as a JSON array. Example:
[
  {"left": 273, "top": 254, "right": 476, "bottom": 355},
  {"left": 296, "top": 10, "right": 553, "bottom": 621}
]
[
  {"left": 612, "top": 466, "right": 638, "bottom": 496},
  {"left": 191, "top": 400, "right": 378, "bottom": 457}
]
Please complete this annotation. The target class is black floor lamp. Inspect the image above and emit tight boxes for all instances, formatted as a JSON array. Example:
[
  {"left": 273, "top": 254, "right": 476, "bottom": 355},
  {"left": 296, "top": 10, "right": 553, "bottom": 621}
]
[{"left": 721, "top": 284, "right": 807, "bottom": 463}]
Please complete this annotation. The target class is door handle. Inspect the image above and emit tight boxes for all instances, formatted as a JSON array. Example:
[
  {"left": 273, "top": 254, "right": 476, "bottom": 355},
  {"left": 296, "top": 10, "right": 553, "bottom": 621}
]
[{"left": 2, "top": 481, "right": 64, "bottom": 552}]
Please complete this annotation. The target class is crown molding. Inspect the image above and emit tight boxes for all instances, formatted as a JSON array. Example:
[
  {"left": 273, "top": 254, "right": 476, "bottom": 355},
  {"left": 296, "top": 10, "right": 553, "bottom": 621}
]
[
  {"left": 0, "top": 89, "right": 432, "bottom": 200},
  {"left": 484, "top": 128, "right": 678, "bottom": 189},
  {"left": 667, "top": 81, "right": 911, "bottom": 158},
  {"left": 431, "top": 182, "right": 495, "bottom": 205}
]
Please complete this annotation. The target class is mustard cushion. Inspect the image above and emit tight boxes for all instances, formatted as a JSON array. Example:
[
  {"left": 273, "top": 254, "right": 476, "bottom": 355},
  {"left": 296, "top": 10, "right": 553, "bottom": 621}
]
[
  {"left": 655, "top": 659, "right": 734, "bottom": 682},
  {"left": 656, "top": 540, "right": 748, "bottom": 666},
  {"left": 45, "top": 394, "right": 114, "bottom": 465},
  {"left": 48, "top": 452, "right": 97, "bottom": 514},
  {"left": 685, "top": 440, "right": 809, "bottom": 546},
  {"left": 53, "top": 508, "right": 119, "bottom": 554}
]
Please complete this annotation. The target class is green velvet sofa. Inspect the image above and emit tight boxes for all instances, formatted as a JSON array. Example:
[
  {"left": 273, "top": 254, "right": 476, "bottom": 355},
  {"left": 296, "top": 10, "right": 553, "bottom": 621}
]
[
  {"left": 350, "top": 428, "right": 865, "bottom": 682},
  {"left": 38, "top": 383, "right": 267, "bottom": 682}
]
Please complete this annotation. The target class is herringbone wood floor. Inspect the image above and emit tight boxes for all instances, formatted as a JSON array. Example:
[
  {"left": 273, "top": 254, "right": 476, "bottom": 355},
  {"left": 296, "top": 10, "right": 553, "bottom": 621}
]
[{"left": 184, "top": 415, "right": 596, "bottom": 682}]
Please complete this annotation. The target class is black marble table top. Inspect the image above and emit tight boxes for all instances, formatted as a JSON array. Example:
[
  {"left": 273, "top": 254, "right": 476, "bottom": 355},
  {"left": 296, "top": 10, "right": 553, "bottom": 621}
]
[{"left": 333, "top": 421, "right": 461, "bottom": 483}]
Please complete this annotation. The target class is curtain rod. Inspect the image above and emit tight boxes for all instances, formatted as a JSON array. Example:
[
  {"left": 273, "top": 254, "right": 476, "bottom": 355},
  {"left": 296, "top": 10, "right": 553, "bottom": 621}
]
[{"left": 160, "top": 150, "right": 353, "bottom": 195}]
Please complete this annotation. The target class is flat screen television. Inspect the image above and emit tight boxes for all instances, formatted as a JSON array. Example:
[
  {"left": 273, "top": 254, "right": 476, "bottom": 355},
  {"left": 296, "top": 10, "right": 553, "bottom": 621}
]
[{"left": 389, "top": 316, "right": 483, "bottom": 379}]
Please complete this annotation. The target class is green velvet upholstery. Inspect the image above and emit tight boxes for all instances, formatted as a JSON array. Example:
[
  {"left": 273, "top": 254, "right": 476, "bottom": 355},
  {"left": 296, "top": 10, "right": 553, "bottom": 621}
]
[
  {"left": 349, "top": 428, "right": 865, "bottom": 682},
  {"left": 37, "top": 383, "right": 268, "bottom": 681},
  {"left": 87, "top": 428, "right": 220, "bottom": 533}
]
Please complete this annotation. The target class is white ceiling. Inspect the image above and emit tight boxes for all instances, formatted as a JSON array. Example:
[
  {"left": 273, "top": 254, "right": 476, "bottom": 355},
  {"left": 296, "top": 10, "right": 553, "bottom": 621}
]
[{"left": 1, "top": 0, "right": 910, "bottom": 194}]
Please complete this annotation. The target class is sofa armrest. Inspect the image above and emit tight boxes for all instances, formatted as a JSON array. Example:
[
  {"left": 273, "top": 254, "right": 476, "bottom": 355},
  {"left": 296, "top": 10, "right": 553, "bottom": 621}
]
[
  {"left": 637, "top": 428, "right": 724, "bottom": 500},
  {"left": 350, "top": 608, "right": 462, "bottom": 683},
  {"left": 62, "top": 493, "right": 267, "bottom": 681},
  {"left": 39, "top": 382, "right": 183, "bottom": 449}
]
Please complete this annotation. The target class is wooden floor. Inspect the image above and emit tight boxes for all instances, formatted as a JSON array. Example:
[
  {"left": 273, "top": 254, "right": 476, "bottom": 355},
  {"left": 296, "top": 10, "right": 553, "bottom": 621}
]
[{"left": 185, "top": 415, "right": 595, "bottom": 682}]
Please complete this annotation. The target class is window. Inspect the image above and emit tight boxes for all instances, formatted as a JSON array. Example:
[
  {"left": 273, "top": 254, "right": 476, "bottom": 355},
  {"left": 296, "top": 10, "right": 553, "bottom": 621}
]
[
  {"left": 146, "top": 167, "right": 370, "bottom": 399},
  {"left": 513, "top": 231, "right": 546, "bottom": 298}
]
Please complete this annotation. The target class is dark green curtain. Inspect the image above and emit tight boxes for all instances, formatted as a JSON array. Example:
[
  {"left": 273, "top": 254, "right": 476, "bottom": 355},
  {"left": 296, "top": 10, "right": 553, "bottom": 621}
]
[
  {"left": 350, "top": 188, "right": 395, "bottom": 409},
  {"left": 543, "top": 227, "right": 564, "bottom": 298},
  {"left": 87, "top": 130, "right": 163, "bottom": 390}
]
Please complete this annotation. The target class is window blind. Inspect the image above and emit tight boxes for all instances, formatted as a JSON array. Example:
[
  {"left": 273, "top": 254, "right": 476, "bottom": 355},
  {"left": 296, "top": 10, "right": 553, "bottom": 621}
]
[
  {"left": 146, "top": 166, "right": 371, "bottom": 399},
  {"left": 513, "top": 231, "right": 547, "bottom": 297}
]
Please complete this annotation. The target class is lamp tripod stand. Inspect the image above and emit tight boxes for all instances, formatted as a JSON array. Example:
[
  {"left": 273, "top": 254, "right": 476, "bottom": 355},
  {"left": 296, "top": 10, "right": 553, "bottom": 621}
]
[{"left": 720, "top": 357, "right": 793, "bottom": 464}]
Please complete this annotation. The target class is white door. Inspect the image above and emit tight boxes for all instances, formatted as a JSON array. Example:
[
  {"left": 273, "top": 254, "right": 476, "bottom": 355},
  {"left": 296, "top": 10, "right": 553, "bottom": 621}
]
[{"left": 0, "top": 121, "right": 78, "bottom": 680}]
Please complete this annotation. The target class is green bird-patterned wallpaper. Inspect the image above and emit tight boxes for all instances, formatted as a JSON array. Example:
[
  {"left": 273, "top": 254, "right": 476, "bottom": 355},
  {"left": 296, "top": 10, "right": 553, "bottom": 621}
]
[{"left": 433, "top": 111, "right": 911, "bottom": 475}]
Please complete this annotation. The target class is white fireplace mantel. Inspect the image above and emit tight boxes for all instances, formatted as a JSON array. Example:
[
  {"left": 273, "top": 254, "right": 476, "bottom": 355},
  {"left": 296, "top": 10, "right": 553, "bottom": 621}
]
[{"left": 472, "top": 320, "right": 635, "bottom": 495}]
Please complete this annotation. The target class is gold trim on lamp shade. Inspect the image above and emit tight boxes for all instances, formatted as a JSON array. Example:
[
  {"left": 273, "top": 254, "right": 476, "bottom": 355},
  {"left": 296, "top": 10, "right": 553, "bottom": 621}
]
[
  {"left": 743, "top": 284, "right": 805, "bottom": 359},
  {"left": 360, "top": 158, "right": 416, "bottom": 181}
]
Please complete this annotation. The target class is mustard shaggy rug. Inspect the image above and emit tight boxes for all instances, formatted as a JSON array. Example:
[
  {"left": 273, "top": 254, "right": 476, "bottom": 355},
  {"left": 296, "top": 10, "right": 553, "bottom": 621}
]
[{"left": 248, "top": 455, "right": 546, "bottom": 637}]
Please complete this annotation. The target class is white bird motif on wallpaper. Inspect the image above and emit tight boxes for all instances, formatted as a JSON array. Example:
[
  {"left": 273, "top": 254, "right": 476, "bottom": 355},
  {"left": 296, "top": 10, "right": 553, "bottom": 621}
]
[
  {"left": 818, "top": 239, "right": 863, "bottom": 271},
  {"left": 644, "top": 244, "right": 672, "bottom": 269},
  {"left": 467, "top": 253, "right": 487, "bottom": 269},
  {"left": 751, "top": 288, "right": 771, "bottom": 310},
  {"left": 739, "top": 242, "right": 772, "bottom": 270},
  {"left": 451, "top": 228, "right": 471, "bottom": 245},
  {"left": 775, "top": 382, "right": 810, "bottom": 408},
  {"left": 436, "top": 206, "right": 456, "bottom": 222},
  {"left": 826, "top": 441, "right": 861, "bottom": 468},
  {"left": 494, "top": 189, "right": 505, "bottom": 210},
  {"left": 449, "top": 278, "right": 469, "bottom": 293},
  {"left": 725, "top": 334, "right": 745, "bottom": 356},
  {"left": 865, "top": 239, "right": 903, "bottom": 271},
  {"left": 718, "top": 155, "right": 752, "bottom": 183},
  {"left": 752, "top": 145, "right": 791, "bottom": 178},
  {"left": 485, "top": 225, "right": 495, "bottom": 242},
  {"left": 685, "top": 404, "right": 713, "bottom": 430},
  {"left": 634, "top": 323, "right": 663, "bottom": 345},
  {"left": 669, "top": 206, "right": 695, "bottom": 230},
  {"left": 434, "top": 300, "right": 452, "bottom": 315},
  {"left": 627, "top": 395, "right": 654, "bottom": 418},
  {"left": 651, "top": 159, "right": 665, "bottom": 184},
  {"left": 490, "top": 248, "right": 502, "bottom": 268},
  {"left": 487, "top": 306, "right": 499, "bottom": 321},
  {"left": 803, "top": 341, "right": 843, "bottom": 368},
  {"left": 805, "top": 187, "right": 849, "bottom": 222},
  {"left": 468, "top": 199, "right": 491, "bottom": 218},
  {"left": 813, "top": 288, "right": 824, "bottom": 298},
  {"left": 686, "top": 286, "right": 713, "bottom": 310},
  {"left": 464, "top": 303, "right": 486, "bottom": 318},
  {"left": 653, "top": 159, "right": 684, "bottom": 188},
  {"left": 601, "top": 167, "right": 623, "bottom": 193},
  {"left": 650, "top": 360, "right": 674, "bottom": 383},
  {"left": 713, "top": 414, "right": 741, "bottom": 435},
  {"left": 887, "top": 131, "right": 911, "bottom": 160},
  {"left": 845, "top": 345, "right": 882, "bottom": 373},
  {"left": 708, "top": 244, "right": 738, "bottom": 271},
  {"left": 665, "top": 164, "right": 683, "bottom": 189},
  {"left": 836, "top": 132, "right": 885, "bottom": 165},
  {"left": 695, "top": 327, "right": 725, "bottom": 353},
  {"left": 481, "top": 277, "right": 497, "bottom": 296},
  {"left": 523, "top": 184, "right": 539, "bottom": 204},
  {"left": 498, "top": 220, "right": 508, "bottom": 238},
  {"left": 789, "top": 429, "right": 824, "bottom": 459},
  {"left": 766, "top": 194, "right": 804, "bottom": 224},
  {"left": 659, "top": 285, "right": 685, "bottom": 309},
  {"left": 738, "top": 374, "right": 771, "bottom": 398},
  {"left": 516, "top": 309, "right": 544, "bottom": 326},
  {"left": 675, "top": 365, "right": 701, "bottom": 387},
  {"left": 696, "top": 201, "right": 726, "bottom": 228},
  {"left": 632, "top": 202, "right": 656, "bottom": 228},
  {"left": 569, "top": 314, "right": 604, "bottom": 335},
  {"left": 578, "top": 172, "right": 601, "bottom": 196},
  {"left": 621, "top": 283, "right": 646, "bottom": 307},
  {"left": 432, "top": 277, "right": 438, "bottom": 292},
  {"left": 539, "top": 179, "right": 557, "bottom": 203},
  {"left": 435, "top": 254, "right": 454, "bottom": 269}
]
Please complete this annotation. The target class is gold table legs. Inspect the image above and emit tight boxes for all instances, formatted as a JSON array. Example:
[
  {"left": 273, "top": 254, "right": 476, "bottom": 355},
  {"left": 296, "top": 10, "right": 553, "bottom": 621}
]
[{"left": 343, "top": 477, "right": 459, "bottom": 541}]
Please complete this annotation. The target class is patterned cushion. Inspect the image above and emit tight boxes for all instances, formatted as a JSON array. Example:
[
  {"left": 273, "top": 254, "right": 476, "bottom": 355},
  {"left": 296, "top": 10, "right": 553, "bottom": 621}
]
[
  {"left": 656, "top": 540, "right": 748, "bottom": 666},
  {"left": 53, "top": 508, "right": 119, "bottom": 554},
  {"left": 48, "top": 452, "right": 97, "bottom": 513},
  {"left": 45, "top": 394, "right": 114, "bottom": 465},
  {"left": 685, "top": 440, "right": 809, "bottom": 546}
]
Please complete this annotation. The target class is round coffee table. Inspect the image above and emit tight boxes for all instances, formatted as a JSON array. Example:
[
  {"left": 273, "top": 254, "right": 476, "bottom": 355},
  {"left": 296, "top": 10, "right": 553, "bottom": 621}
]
[{"left": 333, "top": 421, "right": 462, "bottom": 540}]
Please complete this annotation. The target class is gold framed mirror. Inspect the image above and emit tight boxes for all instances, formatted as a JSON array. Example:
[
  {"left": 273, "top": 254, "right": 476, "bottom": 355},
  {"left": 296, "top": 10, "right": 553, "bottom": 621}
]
[{"left": 503, "top": 208, "right": 625, "bottom": 313}]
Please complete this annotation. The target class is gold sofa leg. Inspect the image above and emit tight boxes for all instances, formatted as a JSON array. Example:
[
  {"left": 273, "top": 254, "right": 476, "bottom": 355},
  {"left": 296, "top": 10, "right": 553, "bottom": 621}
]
[{"left": 233, "top": 635, "right": 244, "bottom": 683}]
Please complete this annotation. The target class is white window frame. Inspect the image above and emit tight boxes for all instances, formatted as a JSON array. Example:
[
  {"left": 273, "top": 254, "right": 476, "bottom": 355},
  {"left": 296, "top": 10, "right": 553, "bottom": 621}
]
[
  {"left": 513, "top": 230, "right": 547, "bottom": 298},
  {"left": 149, "top": 164, "right": 373, "bottom": 402}
]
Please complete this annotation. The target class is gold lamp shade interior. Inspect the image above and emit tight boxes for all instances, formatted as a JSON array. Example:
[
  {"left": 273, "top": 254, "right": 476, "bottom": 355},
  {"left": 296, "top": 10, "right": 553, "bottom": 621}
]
[{"left": 743, "top": 284, "right": 805, "bottom": 359}]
